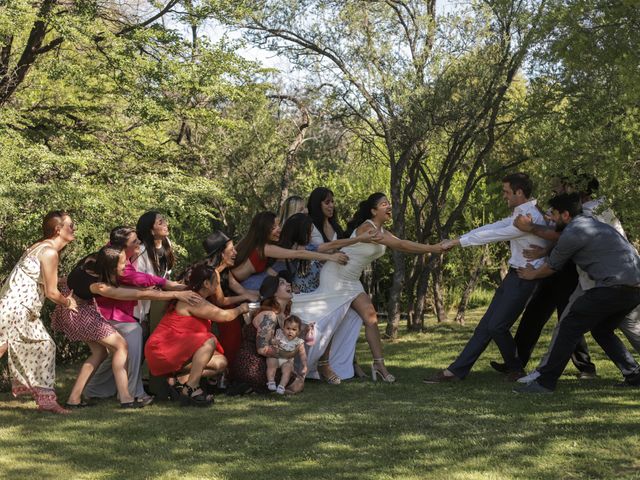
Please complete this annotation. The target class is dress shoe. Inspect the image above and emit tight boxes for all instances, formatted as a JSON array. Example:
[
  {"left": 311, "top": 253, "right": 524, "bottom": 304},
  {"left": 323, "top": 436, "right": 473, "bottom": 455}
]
[
  {"left": 505, "top": 370, "right": 527, "bottom": 382},
  {"left": 512, "top": 381, "right": 553, "bottom": 394},
  {"left": 614, "top": 371, "right": 640, "bottom": 387},
  {"left": 489, "top": 361, "right": 509, "bottom": 373},
  {"left": 423, "top": 370, "right": 460, "bottom": 384},
  {"left": 576, "top": 371, "right": 599, "bottom": 380}
]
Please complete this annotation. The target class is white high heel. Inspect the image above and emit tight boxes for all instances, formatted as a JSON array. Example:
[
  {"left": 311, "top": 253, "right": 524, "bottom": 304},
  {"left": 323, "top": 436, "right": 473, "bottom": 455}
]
[{"left": 371, "top": 358, "right": 396, "bottom": 383}]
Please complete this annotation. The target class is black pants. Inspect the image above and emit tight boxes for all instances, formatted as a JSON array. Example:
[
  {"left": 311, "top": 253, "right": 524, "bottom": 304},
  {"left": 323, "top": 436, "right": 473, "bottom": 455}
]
[
  {"left": 537, "top": 286, "right": 640, "bottom": 390},
  {"left": 514, "top": 262, "right": 596, "bottom": 373},
  {"left": 449, "top": 270, "right": 539, "bottom": 378}
]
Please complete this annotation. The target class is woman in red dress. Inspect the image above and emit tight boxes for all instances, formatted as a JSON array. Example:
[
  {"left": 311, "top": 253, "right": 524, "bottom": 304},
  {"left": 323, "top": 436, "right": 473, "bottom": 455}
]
[{"left": 145, "top": 263, "right": 249, "bottom": 406}]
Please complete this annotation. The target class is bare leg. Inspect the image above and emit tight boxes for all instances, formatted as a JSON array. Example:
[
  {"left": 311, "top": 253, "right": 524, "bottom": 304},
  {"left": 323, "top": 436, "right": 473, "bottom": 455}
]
[
  {"left": 279, "top": 361, "right": 294, "bottom": 390},
  {"left": 0, "top": 342, "right": 7, "bottom": 359},
  {"left": 100, "top": 332, "right": 133, "bottom": 403},
  {"left": 266, "top": 357, "right": 278, "bottom": 384},
  {"left": 67, "top": 341, "right": 108, "bottom": 405},
  {"left": 351, "top": 293, "right": 393, "bottom": 379},
  {"left": 185, "top": 339, "right": 216, "bottom": 389},
  {"left": 203, "top": 352, "right": 228, "bottom": 377}
]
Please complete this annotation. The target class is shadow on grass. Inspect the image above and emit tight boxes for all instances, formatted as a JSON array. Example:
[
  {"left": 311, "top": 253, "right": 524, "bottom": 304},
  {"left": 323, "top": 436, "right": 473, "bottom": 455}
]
[{"left": 1, "top": 320, "right": 639, "bottom": 480}]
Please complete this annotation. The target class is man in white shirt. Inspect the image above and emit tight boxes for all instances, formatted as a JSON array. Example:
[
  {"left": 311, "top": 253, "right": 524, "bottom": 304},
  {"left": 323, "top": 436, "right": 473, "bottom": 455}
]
[{"left": 424, "top": 173, "right": 549, "bottom": 383}]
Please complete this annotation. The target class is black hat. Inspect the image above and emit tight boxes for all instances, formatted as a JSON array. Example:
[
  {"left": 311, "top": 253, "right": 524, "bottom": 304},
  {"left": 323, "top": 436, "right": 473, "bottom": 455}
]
[
  {"left": 259, "top": 271, "right": 292, "bottom": 300},
  {"left": 203, "top": 231, "right": 231, "bottom": 257}
]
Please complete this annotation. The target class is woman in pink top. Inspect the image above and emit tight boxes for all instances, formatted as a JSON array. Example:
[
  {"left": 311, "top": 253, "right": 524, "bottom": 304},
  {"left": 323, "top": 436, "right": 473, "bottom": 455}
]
[{"left": 84, "top": 226, "right": 192, "bottom": 404}]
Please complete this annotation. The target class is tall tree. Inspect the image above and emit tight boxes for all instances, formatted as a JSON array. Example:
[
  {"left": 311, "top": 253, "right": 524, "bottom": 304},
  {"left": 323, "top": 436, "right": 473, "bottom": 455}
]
[{"left": 221, "top": 0, "right": 553, "bottom": 334}]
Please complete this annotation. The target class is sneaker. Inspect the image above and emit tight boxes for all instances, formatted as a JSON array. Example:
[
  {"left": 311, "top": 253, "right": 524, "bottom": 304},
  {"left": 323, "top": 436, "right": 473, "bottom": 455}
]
[
  {"left": 423, "top": 370, "right": 461, "bottom": 384},
  {"left": 489, "top": 361, "right": 509, "bottom": 373},
  {"left": 576, "top": 371, "right": 599, "bottom": 380},
  {"left": 136, "top": 395, "right": 154, "bottom": 407},
  {"left": 266, "top": 381, "right": 277, "bottom": 392},
  {"left": 276, "top": 385, "right": 285, "bottom": 395},
  {"left": 517, "top": 370, "right": 541, "bottom": 384},
  {"left": 512, "top": 381, "right": 553, "bottom": 394}
]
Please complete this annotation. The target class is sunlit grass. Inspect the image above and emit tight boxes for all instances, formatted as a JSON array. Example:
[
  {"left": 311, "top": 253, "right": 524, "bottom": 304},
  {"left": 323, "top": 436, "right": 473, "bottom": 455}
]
[{"left": 1, "top": 308, "right": 639, "bottom": 480}]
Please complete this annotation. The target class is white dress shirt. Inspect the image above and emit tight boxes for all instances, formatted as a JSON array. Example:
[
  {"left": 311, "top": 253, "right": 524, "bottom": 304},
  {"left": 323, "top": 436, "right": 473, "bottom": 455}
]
[{"left": 459, "top": 199, "right": 549, "bottom": 268}]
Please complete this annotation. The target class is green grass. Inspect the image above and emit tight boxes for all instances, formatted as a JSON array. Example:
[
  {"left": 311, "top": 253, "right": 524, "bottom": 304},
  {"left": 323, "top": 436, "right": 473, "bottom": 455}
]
[{"left": 2, "top": 308, "right": 640, "bottom": 480}]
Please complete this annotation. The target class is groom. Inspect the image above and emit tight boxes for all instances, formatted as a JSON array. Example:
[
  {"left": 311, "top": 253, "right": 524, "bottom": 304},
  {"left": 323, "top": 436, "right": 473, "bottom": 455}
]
[{"left": 425, "top": 173, "right": 549, "bottom": 383}]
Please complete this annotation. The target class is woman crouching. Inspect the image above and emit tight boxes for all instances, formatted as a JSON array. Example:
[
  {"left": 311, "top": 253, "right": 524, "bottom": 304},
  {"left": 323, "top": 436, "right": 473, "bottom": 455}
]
[{"left": 145, "top": 263, "right": 249, "bottom": 407}]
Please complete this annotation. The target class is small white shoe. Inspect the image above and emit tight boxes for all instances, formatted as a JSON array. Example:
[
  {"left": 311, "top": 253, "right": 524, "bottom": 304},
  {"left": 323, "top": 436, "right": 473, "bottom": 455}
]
[{"left": 517, "top": 370, "right": 541, "bottom": 384}]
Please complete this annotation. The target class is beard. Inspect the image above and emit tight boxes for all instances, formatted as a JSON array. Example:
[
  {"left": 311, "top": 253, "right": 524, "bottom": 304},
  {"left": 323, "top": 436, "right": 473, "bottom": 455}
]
[{"left": 555, "top": 221, "right": 566, "bottom": 232}]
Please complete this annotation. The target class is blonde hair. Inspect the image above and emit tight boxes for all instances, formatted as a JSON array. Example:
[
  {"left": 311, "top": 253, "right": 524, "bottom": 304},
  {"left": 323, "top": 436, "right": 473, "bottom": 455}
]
[{"left": 278, "top": 196, "right": 306, "bottom": 226}]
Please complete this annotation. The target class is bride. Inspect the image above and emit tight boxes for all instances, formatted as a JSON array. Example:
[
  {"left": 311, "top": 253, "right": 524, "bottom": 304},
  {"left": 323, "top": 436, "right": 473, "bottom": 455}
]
[{"left": 292, "top": 192, "right": 443, "bottom": 382}]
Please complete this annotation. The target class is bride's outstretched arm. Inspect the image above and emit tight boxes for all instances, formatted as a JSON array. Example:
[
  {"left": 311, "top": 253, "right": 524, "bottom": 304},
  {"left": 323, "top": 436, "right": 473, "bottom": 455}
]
[{"left": 377, "top": 230, "right": 444, "bottom": 254}]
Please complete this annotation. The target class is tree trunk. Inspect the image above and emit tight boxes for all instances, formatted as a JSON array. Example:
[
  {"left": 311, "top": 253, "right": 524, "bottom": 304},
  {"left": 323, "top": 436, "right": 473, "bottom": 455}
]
[
  {"left": 267, "top": 95, "right": 311, "bottom": 206},
  {"left": 431, "top": 262, "right": 447, "bottom": 322},
  {"left": 0, "top": 0, "right": 61, "bottom": 106},
  {"left": 454, "top": 246, "right": 488, "bottom": 325},
  {"left": 385, "top": 164, "right": 405, "bottom": 339}
]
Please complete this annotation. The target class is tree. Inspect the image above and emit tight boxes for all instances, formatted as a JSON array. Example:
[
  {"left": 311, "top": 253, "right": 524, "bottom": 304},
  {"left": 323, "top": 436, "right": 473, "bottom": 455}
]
[{"left": 220, "top": 0, "right": 553, "bottom": 335}]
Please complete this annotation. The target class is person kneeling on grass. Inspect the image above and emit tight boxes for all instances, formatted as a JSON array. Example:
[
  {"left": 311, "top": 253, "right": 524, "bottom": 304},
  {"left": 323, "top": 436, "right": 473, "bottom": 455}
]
[
  {"left": 266, "top": 315, "right": 308, "bottom": 394},
  {"left": 145, "top": 263, "right": 249, "bottom": 407}
]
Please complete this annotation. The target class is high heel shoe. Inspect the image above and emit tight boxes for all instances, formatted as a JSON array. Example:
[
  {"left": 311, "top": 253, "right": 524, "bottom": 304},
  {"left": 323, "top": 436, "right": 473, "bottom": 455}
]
[
  {"left": 371, "top": 358, "right": 396, "bottom": 383},
  {"left": 317, "top": 360, "right": 341, "bottom": 385}
]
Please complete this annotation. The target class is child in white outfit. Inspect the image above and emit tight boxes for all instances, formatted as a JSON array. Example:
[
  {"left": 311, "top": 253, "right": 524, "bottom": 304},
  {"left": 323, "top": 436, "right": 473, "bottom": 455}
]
[{"left": 267, "top": 315, "right": 308, "bottom": 394}]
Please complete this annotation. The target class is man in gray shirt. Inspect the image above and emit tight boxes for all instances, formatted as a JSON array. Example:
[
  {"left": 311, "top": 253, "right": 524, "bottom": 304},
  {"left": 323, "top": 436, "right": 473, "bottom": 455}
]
[{"left": 514, "top": 193, "right": 640, "bottom": 393}]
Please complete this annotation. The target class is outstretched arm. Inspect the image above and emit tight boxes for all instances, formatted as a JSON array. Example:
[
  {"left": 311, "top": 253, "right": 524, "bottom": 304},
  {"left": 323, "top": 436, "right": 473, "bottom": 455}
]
[
  {"left": 376, "top": 229, "right": 443, "bottom": 254},
  {"left": 90, "top": 284, "right": 202, "bottom": 305},
  {"left": 316, "top": 228, "right": 382, "bottom": 253},
  {"left": 186, "top": 300, "right": 249, "bottom": 322},
  {"left": 264, "top": 244, "right": 348, "bottom": 265}
]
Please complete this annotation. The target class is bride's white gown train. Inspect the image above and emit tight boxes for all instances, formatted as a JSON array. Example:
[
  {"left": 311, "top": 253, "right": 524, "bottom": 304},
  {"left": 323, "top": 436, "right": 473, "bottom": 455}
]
[{"left": 292, "top": 220, "right": 385, "bottom": 379}]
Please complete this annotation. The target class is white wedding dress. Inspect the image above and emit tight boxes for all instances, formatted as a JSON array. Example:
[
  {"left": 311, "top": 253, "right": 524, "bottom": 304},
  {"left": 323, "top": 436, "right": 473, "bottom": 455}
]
[{"left": 292, "top": 220, "right": 386, "bottom": 379}]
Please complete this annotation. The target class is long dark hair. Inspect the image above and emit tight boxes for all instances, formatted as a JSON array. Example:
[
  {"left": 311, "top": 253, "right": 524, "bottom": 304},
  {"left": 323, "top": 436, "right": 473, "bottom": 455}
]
[
  {"left": 136, "top": 211, "right": 175, "bottom": 276},
  {"left": 94, "top": 246, "right": 122, "bottom": 286},
  {"left": 203, "top": 241, "right": 232, "bottom": 296},
  {"left": 307, "top": 187, "right": 344, "bottom": 242},
  {"left": 345, "top": 192, "right": 386, "bottom": 237},
  {"left": 234, "top": 211, "right": 277, "bottom": 267},
  {"left": 109, "top": 226, "right": 135, "bottom": 249},
  {"left": 279, "top": 213, "right": 314, "bottom": 278}
]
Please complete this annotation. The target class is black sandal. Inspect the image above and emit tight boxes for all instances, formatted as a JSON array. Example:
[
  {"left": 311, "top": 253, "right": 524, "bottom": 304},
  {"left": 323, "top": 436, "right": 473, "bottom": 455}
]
[
  {"left": 180, "top": 385, "right": 214, "bottom": 408},
  {"left": 169, "top": 380, "right": 185, "bottom": 401}
]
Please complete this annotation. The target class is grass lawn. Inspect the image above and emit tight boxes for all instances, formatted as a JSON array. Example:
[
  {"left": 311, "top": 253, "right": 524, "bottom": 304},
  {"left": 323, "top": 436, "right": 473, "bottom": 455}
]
[{"left": 1, "top": 308, "right": 639, "bottom": 480}]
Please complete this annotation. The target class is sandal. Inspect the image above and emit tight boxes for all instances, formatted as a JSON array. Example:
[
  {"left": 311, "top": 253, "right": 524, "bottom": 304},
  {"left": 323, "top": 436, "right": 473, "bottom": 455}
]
[
  {"left": 317, "top": 360, "right": 341, "bottom": 385},
  {"left": 120, "top": 401, "right": 144, "bottom": 409},
  {"left": 169, "top": 380, "right": 185, "bottom": 401},
  {"left": 180, "top": 385, "right": 214, "bottom": 408}
]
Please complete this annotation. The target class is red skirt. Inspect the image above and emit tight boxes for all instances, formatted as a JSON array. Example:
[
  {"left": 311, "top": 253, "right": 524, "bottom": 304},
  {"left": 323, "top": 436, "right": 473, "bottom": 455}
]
[{"left": 145, "top": 309, "right": 224, "bottom": 377}]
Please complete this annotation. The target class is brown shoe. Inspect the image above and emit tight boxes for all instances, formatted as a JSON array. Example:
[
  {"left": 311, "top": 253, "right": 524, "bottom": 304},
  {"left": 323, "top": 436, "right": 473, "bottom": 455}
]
[
  {"left": 423, "top": 370, "right": 460, "bottom": 384},
  {"left": 505, "top": 370, "right": 527, "bottom": 382}
]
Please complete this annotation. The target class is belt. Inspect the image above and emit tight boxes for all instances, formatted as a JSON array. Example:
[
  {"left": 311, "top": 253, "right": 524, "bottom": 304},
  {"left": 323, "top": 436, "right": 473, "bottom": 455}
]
[{"left": 611, "top": 284, "right": 640, "bottom": 291}]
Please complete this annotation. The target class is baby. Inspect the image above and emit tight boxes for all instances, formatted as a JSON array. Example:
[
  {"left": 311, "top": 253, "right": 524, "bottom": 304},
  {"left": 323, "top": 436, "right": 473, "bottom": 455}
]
[{"left": 266, "top": 315, "right": 308, "bottom": 394}]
